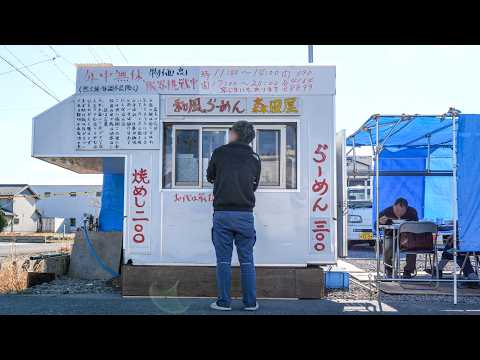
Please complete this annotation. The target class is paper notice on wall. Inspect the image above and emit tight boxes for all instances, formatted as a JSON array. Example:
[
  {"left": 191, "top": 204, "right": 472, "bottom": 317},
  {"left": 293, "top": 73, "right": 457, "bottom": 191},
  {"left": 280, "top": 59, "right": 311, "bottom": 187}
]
[{"left": 74, "top": 95, "right": 160, "bottom": 151}]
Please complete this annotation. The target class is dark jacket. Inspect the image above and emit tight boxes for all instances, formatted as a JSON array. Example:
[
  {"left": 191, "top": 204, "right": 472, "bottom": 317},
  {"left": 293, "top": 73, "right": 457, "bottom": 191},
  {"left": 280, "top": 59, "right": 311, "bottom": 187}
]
[
  {"left": 378, "top": 205, "right": 418, "bottom": 236},
  {"left": 378, "top": 206, "right": 418, "bottom": 223},
  {"left": 206, "top": 142, "right": 261, "bottom": 212}
]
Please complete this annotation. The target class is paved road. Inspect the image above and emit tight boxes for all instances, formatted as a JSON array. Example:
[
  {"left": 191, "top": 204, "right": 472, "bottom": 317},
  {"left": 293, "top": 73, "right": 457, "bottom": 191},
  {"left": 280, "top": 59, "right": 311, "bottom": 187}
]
[
  {"left": 0, "top": 243, "right": 67, "bottom": 258},
  {"left": 0, "top": 294, "right": 479, "bottom": 315}
]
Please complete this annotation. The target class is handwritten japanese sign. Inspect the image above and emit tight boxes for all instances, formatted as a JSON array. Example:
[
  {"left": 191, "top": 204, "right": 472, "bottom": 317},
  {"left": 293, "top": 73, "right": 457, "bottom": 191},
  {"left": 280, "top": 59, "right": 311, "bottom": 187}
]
[
  {"left": 127, "top": 156, "right": 153, "bottom": 255},
  {"left": 76, "top": 66, "right": 335, "bottom": 96},
  {"left": 174, "top": 193, "right": 214, "bottom": 203},
  {"left": 74, "top": 95, "right": 160, "bottom": 150},
  {"left": 310, "top": 144, "right": 331, "bottom": 253},
  {"left": 166, "top": 96, "right": 300, "bottom": 116}
]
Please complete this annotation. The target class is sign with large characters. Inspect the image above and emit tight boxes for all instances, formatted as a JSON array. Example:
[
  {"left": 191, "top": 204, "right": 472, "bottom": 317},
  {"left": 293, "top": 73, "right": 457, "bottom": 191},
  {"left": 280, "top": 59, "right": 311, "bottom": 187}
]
[
  {"left": 76, "top": 66, "right": 333, "bottom": 96},
  {"left": 165, "top": 96, "right": 301, "bottom": 116}
]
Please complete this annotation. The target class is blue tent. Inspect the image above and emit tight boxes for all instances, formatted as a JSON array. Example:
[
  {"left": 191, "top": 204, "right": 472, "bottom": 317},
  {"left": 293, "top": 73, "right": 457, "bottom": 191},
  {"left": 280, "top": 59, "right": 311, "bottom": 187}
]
[{"left": 346, "top": 111, "right": 480, "bottom": 252}]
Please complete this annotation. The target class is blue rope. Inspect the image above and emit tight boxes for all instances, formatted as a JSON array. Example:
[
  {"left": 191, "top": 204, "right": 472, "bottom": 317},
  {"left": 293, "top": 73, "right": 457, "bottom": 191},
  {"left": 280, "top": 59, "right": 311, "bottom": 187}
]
[{"left": 82, "top": 226, "right": 119, "bottom": 278}]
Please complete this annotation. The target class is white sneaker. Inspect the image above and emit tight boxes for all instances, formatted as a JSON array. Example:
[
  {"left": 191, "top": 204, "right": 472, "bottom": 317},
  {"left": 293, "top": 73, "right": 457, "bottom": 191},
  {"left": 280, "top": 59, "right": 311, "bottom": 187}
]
[
  {"left": 244, "top": 302, "right": 259, "bottom": 311},
  {"left": 210, "top": 302, "right": 231, "bottom": 311}
]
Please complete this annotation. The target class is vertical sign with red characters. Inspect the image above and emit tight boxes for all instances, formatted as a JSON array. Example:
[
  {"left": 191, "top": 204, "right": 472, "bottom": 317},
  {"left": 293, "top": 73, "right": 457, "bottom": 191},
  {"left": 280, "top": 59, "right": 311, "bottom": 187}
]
[
  {"left": 310, "top": 143, "right": 332, "bottom": 255},
  {"left": 127, "top": 153, "right": 153, "bottom": 254}
]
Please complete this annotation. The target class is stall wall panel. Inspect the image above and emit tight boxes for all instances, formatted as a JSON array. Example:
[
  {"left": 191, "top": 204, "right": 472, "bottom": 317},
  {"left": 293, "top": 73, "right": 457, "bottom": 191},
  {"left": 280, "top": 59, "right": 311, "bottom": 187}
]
[
  {"left": 125, "top": 151, "right": 159, "bottom": 256},
  {"left": 32, "top": 96, "right": 76, "bottom": 156},
  {"left": 457, "top": 114, "right": 480, "bottom": 251},
  {"left": 307, "top": 95, "right": 336, "bottom": 263}
]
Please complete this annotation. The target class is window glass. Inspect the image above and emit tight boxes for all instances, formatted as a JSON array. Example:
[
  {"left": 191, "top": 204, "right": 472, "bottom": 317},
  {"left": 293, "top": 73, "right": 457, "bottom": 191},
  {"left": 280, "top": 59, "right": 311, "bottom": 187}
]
[
  {"left": 286, "top": 125, "right": 297, "bottom": 189},
  {"left": 175, "top": 129, "right": 199, "bottom": 186},
  {"left": 70, "top": 218, "right": 76, "bottom": 227},
  {"left": 202, "top": 129, "right": 227, "bottom": 187},
  {"left": 163, "top": 125, "right": 173, "bottom": 188},
  {"left": 257, "top": 129, "right": 281, "bottom": 186}
]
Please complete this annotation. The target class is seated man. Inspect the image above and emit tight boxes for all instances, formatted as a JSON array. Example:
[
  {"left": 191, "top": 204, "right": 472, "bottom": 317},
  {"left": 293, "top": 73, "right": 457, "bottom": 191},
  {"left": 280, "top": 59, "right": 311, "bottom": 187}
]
[
  {"left": 378, "top": 197, "right": 418, "bottom": 279},
  {"left": 425, "top": 235, "right": 479, "bottom": 287}
]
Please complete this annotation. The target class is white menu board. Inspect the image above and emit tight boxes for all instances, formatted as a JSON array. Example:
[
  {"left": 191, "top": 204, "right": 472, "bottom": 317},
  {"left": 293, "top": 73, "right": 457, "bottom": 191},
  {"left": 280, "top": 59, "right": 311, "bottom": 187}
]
[{"left": 74, "top": 95, "right": 160, "bottom": 151}]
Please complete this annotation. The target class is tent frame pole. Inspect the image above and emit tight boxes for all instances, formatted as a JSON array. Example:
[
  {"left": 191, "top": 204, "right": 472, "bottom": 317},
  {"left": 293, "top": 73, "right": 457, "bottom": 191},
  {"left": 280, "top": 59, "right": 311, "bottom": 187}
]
[
  {"left": 426, "top": 135, "right": 431, "bottom": 172},
  {"left": 374, "top": 116, "right": 381, "bottom": 283},
  {"left": 451, "top": 110, "right": 458, "bottom": 305},
  {"left": 352, "top": 138, "right": 357, "bottom": 175}
]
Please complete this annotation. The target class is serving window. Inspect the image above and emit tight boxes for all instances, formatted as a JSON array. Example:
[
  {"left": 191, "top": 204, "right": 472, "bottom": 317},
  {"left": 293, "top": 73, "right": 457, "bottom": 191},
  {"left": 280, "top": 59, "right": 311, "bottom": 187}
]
[{"left": 162, "top": 122, "right": 297, "bottom": 190}]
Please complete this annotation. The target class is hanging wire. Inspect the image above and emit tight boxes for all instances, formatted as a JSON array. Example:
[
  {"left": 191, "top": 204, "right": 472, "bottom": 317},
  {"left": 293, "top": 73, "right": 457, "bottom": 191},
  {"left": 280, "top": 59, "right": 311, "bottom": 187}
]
[
  {"left": 3, "top": 45, "right": 59, "bottom": 99},
  {"left": 115, "top": 45, "right": 129, "bottom": 64},
  {"left": 0, "top": 53, "right": 60, "bottom": 102},
  {"left": 0, "top": 57, "right": 55, "bottom": 76}
]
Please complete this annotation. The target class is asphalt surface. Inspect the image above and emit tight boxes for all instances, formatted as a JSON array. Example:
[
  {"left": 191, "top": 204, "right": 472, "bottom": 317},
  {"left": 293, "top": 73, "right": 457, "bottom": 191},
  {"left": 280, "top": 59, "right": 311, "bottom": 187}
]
[{"left": 0, "top": 293, "right": 479, "bottom": 315}]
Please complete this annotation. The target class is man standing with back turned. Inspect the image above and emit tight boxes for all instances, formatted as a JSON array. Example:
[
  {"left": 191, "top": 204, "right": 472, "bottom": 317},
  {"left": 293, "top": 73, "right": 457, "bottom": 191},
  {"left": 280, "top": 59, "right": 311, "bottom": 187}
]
[{"left": 207, "top": 120, "right": 261, "bottom": 311}]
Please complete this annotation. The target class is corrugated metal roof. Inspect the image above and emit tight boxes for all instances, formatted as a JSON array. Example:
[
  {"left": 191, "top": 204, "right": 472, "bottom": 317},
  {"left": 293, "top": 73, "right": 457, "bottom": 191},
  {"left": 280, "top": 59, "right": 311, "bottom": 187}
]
[{"left": 0, "top": 184, "right": 38, "bottom": 198}]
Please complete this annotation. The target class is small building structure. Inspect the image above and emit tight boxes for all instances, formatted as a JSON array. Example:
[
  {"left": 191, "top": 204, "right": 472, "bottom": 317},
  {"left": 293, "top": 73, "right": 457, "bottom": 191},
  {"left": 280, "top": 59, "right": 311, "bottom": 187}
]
[
  {"left": 32, "top": 185, "right": 102, "bottom": 232},
  {"left": 0, "top": 184, "right": 41, "bottom": 232}
]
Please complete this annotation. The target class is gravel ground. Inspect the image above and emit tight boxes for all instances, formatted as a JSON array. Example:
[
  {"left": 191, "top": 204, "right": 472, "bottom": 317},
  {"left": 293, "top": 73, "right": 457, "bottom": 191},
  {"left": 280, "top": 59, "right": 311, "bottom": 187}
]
[
  {"left": 20, "top": 276, "right": 121, "bottom": 295},
  {"left": 329, "top": 246, "right": 480, "bottom": 305}
]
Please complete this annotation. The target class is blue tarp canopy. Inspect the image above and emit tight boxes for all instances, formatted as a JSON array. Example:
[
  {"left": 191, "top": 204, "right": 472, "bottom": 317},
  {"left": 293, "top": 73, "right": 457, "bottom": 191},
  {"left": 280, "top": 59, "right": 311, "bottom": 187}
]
[{"left": 347, "top": 113, "right": 480, "bottom": 252}]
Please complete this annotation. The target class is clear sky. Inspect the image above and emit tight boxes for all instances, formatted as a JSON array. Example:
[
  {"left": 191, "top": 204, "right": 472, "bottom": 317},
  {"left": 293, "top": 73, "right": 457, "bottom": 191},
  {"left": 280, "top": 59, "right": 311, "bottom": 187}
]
[{"left": 0, "top": 45, "right": 478, "bottom": 185}]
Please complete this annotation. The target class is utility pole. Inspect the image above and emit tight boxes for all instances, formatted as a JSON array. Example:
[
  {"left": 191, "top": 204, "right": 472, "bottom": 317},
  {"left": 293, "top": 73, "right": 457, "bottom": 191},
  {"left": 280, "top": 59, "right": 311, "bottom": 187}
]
[{"left": 308, "top": 45, "right": 314, "bottom": 63}]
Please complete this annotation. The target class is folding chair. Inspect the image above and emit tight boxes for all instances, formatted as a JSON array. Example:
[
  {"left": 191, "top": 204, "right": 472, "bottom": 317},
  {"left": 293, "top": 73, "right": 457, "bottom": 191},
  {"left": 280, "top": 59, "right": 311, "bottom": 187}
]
[{"left": 396, "top": 221, "right": 439, "bottom": 281}]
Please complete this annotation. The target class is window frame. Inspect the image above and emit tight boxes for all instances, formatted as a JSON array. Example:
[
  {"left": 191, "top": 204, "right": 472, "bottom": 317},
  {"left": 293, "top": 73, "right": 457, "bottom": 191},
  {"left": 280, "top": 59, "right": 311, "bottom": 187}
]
[
  {"left": 252, "top": 125, "right": 287, "bottom": 189},
  {"left": 167, "top": 122, "right": 296, "bottom": 191}
]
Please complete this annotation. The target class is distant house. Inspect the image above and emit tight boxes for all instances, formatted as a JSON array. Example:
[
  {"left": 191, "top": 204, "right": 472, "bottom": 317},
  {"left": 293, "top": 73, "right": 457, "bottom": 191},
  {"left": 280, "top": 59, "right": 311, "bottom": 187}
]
[
  {"left": 0, "top": 184, "right": 41, "bottom": 232},
  {"left": 32, "top": 185, "right": 102, "bottom": 232}
]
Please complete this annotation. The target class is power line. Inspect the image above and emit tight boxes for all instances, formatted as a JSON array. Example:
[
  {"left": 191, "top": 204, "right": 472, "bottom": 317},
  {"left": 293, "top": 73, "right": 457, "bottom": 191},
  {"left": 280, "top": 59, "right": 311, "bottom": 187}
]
[
  {"left": 87, "top": 45, "right": 104, "bottom": 63},
  {"left": 3, "top": 46, "right": 59, "bottom": 99},
  {"left": 0, "top": 57, "right": 56, "bottom": 76},
  {"left": 102, "top": 45, "right": 113, "bottom": 63},
  {"left": 116, "top": 45, "right": 129, "bottom": 64},
  {"left": 87, "top": 45, "right": 100, "bottom": 63},
  {"left": 48, "top": 45, "right": 75, "bottom": 67},
  {"left": 52, "top": 58, "right": 75, "bottom": 84},
  {"left": 0, "top": 54, "right": 60, "bottom": 102}
]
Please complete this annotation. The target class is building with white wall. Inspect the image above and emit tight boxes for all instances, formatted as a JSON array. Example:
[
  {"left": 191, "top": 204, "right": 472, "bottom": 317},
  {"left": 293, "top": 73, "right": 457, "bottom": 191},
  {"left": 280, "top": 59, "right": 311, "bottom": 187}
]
[
  {"left": 0, "top": 184, "right": 41, "bottom": 232},
  {"left": 31, "top": 65, "right": 337, "bottom": 266},
  {"left": 32, "top": 185, "right": 102, "bottom": 232}
]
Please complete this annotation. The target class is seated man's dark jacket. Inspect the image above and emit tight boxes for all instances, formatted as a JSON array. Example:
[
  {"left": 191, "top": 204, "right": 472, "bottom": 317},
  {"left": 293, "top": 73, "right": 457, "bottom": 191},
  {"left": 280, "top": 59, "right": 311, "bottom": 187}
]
[
  {"left": 207, "top": 141, "right": 261, "bottom": 212},
  {"left": 378, "top": 206, "right": 418, "bottom": 236}
]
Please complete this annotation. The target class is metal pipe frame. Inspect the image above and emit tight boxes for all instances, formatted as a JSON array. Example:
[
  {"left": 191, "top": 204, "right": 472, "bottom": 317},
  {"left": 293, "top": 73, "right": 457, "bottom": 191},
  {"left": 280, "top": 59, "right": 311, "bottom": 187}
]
[{"left": 451, "top": 110, "right": 459, "bottom": 305}]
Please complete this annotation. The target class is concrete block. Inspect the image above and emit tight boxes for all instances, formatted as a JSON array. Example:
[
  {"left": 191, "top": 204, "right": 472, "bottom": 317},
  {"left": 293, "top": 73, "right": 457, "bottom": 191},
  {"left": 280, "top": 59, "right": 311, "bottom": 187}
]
[
  {"left": 68, "top": 231, "right": 122, "bottom": 280},
  {"left": 28, "top": 255, "right": 70, "bottom": 276}
]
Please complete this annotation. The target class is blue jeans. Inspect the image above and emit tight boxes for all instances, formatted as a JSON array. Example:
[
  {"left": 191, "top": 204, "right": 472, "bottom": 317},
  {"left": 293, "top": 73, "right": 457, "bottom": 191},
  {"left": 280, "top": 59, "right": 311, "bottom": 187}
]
[{"left": 212, "top": 211, "right": 256, "bottom": 307}]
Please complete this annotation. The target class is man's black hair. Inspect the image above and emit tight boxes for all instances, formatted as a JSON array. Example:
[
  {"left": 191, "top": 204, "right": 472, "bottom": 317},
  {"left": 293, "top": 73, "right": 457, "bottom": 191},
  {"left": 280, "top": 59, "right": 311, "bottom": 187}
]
[
  {"left": 394, "top": 197, "right": 408, "bottom": 208},
  {"left": 230, "top": 120, "right": 255, "bottom": 144}
]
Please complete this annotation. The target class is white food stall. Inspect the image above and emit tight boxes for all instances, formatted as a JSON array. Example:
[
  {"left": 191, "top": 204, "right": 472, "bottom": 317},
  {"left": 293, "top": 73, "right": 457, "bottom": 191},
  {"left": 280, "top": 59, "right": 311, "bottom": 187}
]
[{"left": 32, "top": 65, "right": 337, "bottom": 268}]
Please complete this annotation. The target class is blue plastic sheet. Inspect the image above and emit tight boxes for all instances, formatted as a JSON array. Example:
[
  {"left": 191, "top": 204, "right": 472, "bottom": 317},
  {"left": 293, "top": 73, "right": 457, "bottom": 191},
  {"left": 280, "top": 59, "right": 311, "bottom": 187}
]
[
  {"left": 424, "top": 148, "right": 452, "bottom": 221},
  {"left": 457, "top": 114, "right": 480, "bottom": 251},
  {"left": 373, "top": 149, "right": 425, "bottom": 224},
  {"left": 99, "top": 158, "right": 125, "bottom": 232},
  {"left": 99, "top": 174, "right": 124, "bottom": 232}
]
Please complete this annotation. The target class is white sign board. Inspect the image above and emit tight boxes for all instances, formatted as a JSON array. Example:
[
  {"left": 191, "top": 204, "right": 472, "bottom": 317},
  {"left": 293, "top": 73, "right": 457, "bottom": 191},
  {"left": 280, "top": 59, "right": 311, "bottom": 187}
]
[
  {"left": 76, "top": 66, "right": 334, "bottom": 96},
  {"left": 74, "top": 95, "right": 160, "bottom": 150},
  {"left": 127, "top": 153, "right": 153, "bottom": 254},
  {"left": 165, "top": 96, "right": 301, "bottom": 116}
]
